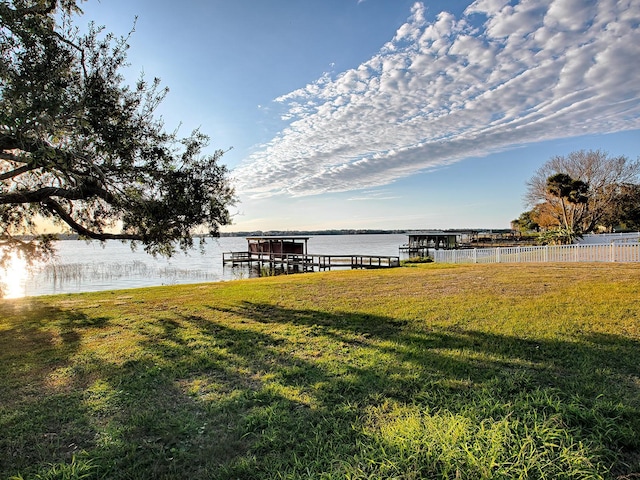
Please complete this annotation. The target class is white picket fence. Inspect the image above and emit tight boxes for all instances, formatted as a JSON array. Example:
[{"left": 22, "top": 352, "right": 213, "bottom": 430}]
[
  {"left": 578, "top": 232, "right": 640, "bottom": 244},
  {"left": 433, "top": 243, "right": 640, "bottom": 264}
]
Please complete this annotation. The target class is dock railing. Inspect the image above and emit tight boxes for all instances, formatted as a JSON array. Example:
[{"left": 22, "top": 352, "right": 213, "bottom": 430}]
[
  {"left": 223, "top": 251, "right": 400, "bottom": 271},
  {"left": 433, "top": 243, "right": 640, "bottom": 264}
]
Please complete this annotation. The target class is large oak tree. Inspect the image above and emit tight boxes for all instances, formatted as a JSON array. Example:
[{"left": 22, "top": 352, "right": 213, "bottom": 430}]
[{"left": 1, "top": 0, "right": 235, "bottom": 264}]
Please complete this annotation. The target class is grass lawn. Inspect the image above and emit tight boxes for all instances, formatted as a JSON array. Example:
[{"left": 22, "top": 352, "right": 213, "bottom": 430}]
[{"left": 1, "top": 263, "right": 639, "bottom": 479}]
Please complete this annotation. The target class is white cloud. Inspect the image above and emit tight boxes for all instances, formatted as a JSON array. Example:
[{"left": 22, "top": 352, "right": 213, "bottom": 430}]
[
  {"left": 234, "top": 0, "right": 640, "bottom": 198},
  {"left": 347, "top": 190, "right": 400, "bottom": 201}
]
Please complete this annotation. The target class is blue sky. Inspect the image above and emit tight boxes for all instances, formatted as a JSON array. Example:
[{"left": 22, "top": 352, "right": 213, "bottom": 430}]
[{"left": 79, "top": 0, "right": 640, "bottom": 232}]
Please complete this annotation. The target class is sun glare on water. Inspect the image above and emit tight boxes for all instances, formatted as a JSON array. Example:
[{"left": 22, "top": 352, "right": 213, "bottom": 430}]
[{"left": 0, "top": 252, "right": 29, "bottom": 299}]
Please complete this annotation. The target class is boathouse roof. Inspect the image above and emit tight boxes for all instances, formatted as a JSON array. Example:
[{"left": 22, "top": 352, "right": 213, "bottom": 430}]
[
  {"left": 245, "top": 236, "right": 311, "bottom": 240},
  {"left": 407, "top": 230, "right": 457, "bottom": 236}
]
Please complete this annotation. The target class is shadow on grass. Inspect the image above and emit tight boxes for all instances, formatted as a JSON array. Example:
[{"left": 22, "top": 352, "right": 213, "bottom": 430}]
[
  {"left": 218, "top": 300, "right": 640, "bottom": 393},
  {"left": 1, "top": 299, "right": 639, "bottom": 479},
  {"left": 0, "top": 300, "right": 111, "bottom": 476}
]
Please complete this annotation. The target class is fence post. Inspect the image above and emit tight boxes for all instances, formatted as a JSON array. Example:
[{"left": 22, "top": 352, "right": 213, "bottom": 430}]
[
  {"left": 610, "top": 243, "right": 615, "bottom": 262},
  {"left": 496, "top": 247, "right": 501, "bottom": 263},
  {"left": 544, "top": 245, "right": 549, "bottom": 262},
  {"left": 473, "top": 248, "right": 477, "bottom": 264}
]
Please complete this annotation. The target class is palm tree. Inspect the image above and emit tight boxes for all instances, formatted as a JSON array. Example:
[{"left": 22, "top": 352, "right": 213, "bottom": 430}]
[{"left": 545, "top": 173, "right": 589, "bottom": 243}]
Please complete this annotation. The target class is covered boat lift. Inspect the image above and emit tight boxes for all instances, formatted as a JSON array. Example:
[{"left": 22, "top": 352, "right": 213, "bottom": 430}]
[{"left": 400, "top": 230, "right": 465, "bottom": 257}]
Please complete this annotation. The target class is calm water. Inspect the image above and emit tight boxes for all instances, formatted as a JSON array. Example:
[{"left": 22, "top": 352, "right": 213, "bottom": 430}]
[{"left": 2, "top": 234, "right": 407, "bottom": 298}]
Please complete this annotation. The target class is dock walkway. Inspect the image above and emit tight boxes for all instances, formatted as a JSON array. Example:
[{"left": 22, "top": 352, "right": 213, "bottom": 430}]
[{"left": 222, "top": 251, "right": 400, "bottom": 272}]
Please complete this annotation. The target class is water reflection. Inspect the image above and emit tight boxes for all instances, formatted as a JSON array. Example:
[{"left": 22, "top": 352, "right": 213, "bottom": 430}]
[{"left": 0, "top": 252, "right": 29, "bottom": 299}]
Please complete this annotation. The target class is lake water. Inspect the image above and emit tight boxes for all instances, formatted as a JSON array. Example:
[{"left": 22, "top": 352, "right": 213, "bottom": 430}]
[{"left": 2, "top": 234, "right": 408, "bottom": 298}]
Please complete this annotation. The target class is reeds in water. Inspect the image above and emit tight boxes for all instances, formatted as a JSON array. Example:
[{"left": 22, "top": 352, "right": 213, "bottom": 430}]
[{"left": 39, "top": 260, "right": 217, "bottom": 286}]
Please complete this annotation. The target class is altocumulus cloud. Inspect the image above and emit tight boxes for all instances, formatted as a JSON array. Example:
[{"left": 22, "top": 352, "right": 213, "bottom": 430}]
[{"left": 234, "top": 0, "right": 640, "bottom": 198}]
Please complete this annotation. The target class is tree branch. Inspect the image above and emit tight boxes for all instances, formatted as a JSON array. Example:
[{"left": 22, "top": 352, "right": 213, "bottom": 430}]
[
  {"left": 43, "top": 199, "right": 143, "bottom": 242},
  {"left": 0, "top": 1, "right": 57, "bottom": 20},
  {"left": 0, "top": 151, "right": 20, "bottom": 162},
  {"left": 0, "top": 163, "right": 39, "bottom": 181},
  {"left": 0, "top": 181, "right": 118, "bottom": 204},
  {"left": 1, "top": 133, "right": 45, "bottom": 156},
  {"left": 19, "top": 0, "right": 58, "bottom": 16}
]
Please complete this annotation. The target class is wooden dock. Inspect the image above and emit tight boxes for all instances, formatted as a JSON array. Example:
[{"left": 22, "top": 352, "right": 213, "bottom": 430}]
[
  {"left": 222, "top": 251, "right": 400, "bottom": 272},
  {"left": 222, "top": 236, "right": 400, "bottom": 275}
]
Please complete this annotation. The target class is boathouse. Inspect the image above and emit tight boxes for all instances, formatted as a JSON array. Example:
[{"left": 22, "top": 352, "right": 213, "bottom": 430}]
[
  {"left": 246, "top": 236, "right": 309, "bottom": 257},
  {"left": 401, "top": 230, "right": 462, "bottom": 257}
]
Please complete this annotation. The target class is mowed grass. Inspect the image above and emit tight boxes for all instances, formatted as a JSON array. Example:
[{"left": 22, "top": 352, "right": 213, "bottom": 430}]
[{"left": 1, "top": 263, "right": 639, "bottom": 479}]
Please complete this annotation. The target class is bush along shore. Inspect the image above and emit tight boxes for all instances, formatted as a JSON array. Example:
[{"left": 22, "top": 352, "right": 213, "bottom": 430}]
[{"left": 1, "top": 263, "right": 639, "bottom": 479}]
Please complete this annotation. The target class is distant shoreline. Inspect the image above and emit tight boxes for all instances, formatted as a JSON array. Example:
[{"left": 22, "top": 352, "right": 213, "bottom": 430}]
[
  {"left": 220, "top": 228, "right": 515, "bottom": 238},
  {"left": 21, "top": 228, "right": 515, "bottom": 241}
]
